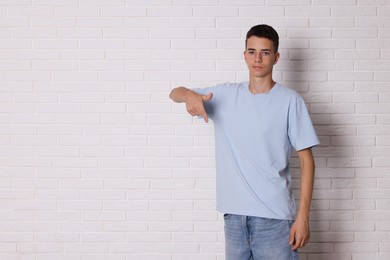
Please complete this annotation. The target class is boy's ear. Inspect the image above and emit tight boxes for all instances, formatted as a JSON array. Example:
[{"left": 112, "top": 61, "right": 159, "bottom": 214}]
[{"left": 274, "top": 52, "right": 280, "bottom": 64}]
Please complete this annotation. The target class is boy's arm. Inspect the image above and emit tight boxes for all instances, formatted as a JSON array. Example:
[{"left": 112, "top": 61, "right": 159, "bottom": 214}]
[
  {"left": 289, "top": 147, "right": 315, "bottom": 251},
  {"left": 169, "top": 86, "right": 213, "bottom": 123}
]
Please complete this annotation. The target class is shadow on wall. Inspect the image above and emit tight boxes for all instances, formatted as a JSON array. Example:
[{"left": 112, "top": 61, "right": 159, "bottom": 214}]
[{"left": 280, "top": 39, "right": 354, "bottom": 259}]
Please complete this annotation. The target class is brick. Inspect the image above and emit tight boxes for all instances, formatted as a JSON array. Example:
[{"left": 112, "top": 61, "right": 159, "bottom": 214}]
[
  {"left": 145, "top": 71, "right": 190, "bottom": 82},
  {"left": 80, "top": 39, "right": 124, "bottom": 49},
  {"left": 35, "top": 190, "right": 80, "bottom": 200},
  {"left": 335, "top": 242, "right": 378, "bottom": 253},
  {"left": 56, "top": 6, "right": 100, "bottom": 16},
  {"left": 82, "top": 211, "right": 126, "bottom": 221},
  {"left": 312, "top": 189, "right": 352, "bottom": 200},
  {"left": 173, "top": 211, "right": 217, "bottom": 221},
  {"left": 35, "top": 0, "right": 78, "bottom": 5},
  {"left": 310, "top": 38, "right": 355, "bottom": 49},
  {"left": 65, "top": 244, "right": 109, "bottom": 253},
  {"left": 358, "top": 125, "right": 390, "bottom": 135},
  {"left": 331, "top": 136, "right": 375, "bottom": 146},
  {"left": 52, "top": 157, "right": 98, "bottom": 168},
  {"left": 34, "top": 39, "right": 79, "bottom": 49},
  {"left": 149, "top": 200, "right": 193, "bottom": 211},
  {"left": 102, "top": 136, "right": 148, "bottom": 146},
  {"left": 111, "top": 243, "right": 154, "bottom": 253},
  {"left": 59, "top": 200, "right": 102, "bottom": 210},
  {"left": 332, "top": 6, "right": 376, "bottom": 16},
  {"left": 59, "top": 222, "right": 102, "bottom": 232},
  {"left": 14, "top": 200, "right": 57, "bottom": 210},
  {"left": 0, "top": 0, "right": 29, "bottom": 5},
  {"left": 352, "top": 253, "right": 390, "bottom": 260},
  {"left": 313, "top": 147, "right": 353, "bottom": 157},
  {"left": 285, "top": 6, "right": 330, "bottom": 16},
  {"left": 144, "top": 157, "right": 189, "bottom": 168},
  {"left": 7, "top": 157, "right": 51, "bottom": 167},
  {"left": 98, "top": 157, "right": 144, "bottom": 168},
  {"left": 105, "top": 179, "right": 150, "bottom": 189},
  {"left": 127, "top": 0, "right": 172, "bottom": 5},
  {"left": 175, "top": 0, "right": 218, "bottom": 5},
  {"left": 173, "top": 17, "right": 216, "bottom": 28},
  {"left": 14, "top": 93, "right": 58, "bottom": 103},
  {"left": 126, "top": 60, "right": 170, "bottom": 71},
  {"left": 376, "top": 72, "right": 390, "bottom": 82},
  {"left": 151, "top": 29, "right": 195, "bottom": 39},
  {"left": 196, "top": 28, "right": 241, "bottom": 39},
  {"left": 330, "top": 199, "right": 375, "bottom": 210},
  {"left": 0, "top": 233, "right": 34, "bottom": 242},
  {"left": 81, "top": 255, "right": 126, "bottom": 260},
  {"left": 373, "top": 158, "right": 390, "bottom": 167},
  {"left": 82, "top": 190, "right": 126, "bottom": 200},
  {"left": 329, "top": 71, "right": 373, "bottom": 81},
  {"left": 313, "top": 0, "right": 356, "bottom": 5},
  {"left": 357, "top": 39, "right": 390, "bottom": 49},
  {"left": 333, "top": 178, "right": 376, "bottom": 189},
  {"left": 308, "top": 60, "right": 353, "bottom": 71},
  {"left": 335, "top": 49, "right": 380, "bottom": 60},
  {"left": 60, "top": 28, "right": 103, "bottom": 38},
  {"left": 155, "top": 243, "right": 199, "bottom": 253},
  {"left": 62, "top": 51, "right": 104, "bottom": 61},
  {"left": 125, "top": 39, "right": 170, "bottom": 49},
  {"left": 99, "top": 71, "right": 143, "bottom": 82},
  {"left": 35, "top": 82, "right": 81, "bottom": 92},
  {"left": 32, "top": 17, "right": 76, "bottom": 27},
  {"left": 80, "top": 0, "right": 125, "bottom": 5},
  {"left": 376, "top": 200, "right": 390, "bottom": 210},
  {"left": 357, "top": 103, "right": 390, "bottom": 114},
  {"left": 327, "top": 157, "right": 372, "bottom": 168},
  {"left": 310, "top": 231, "right": 353, "bottom": 242},
  {"left": 103, "top": 201, "right": 148, "bottom": 211},
  {"left": 148, "top": 6, "right": 192, "bottom": 17},
  {"left": 356, "top": 17, "right": 390, "bottom": 27},
  {"left": 221, "top": 17, "right": 277, "bottom": 28},
  {"left": 194, "top": 7, "right": 238, "bottom": 17},
  {"left": 0, "top": 243, "right": 16, "bottom": 253}
]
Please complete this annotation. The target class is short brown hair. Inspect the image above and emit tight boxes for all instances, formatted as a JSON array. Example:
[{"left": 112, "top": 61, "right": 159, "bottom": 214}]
[{"left": 246, "top": 24, "right": 279, "bottom": 52}]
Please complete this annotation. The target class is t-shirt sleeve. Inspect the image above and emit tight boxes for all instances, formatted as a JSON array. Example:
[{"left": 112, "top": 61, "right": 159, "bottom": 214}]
[{"left": 288, "top": 94, "right": 320, "bottom": 151}]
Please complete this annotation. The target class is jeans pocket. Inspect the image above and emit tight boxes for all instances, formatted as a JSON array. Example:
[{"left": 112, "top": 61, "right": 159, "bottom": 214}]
[
  {"left": 223, "top": 213, "right": 232, "bottom": 219},
  {"left": 287, "top": 219, "right": 295, "bottom": 228}
]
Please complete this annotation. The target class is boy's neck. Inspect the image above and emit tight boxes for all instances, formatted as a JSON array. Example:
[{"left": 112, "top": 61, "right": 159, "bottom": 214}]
[{"left": 249, "top": 76, "right": 276, "bottom": 94}]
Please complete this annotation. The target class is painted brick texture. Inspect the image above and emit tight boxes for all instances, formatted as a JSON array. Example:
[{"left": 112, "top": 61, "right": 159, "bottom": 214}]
[{"left": 0, "top": 1, "right": 389, "bottom": 259}]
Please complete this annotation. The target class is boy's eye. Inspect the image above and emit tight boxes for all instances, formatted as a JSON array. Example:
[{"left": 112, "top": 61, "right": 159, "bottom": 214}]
[{"left": 261, "top": 51, "right": 271, "bottom": 56}]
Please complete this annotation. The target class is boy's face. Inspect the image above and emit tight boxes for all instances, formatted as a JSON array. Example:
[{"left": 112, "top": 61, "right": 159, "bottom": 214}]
[{"left": 244, "top": 36, "right": 280, "bottom": 79}]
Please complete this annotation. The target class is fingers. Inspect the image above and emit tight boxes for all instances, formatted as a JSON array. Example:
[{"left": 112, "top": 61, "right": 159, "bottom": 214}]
[
  {"left": 185, "top": 92, "right": 212, "bottom": 123},
  {"left": 290, "top": 233, "right": 309, "bottom": 251},
  {"left": 293, "top": 238, "right": 309, "bottom": 250},
  {"left": 202, "top": 112, "right": 209, "bottom": 123},
  {"left": 289, "top": 228, "right": 295, "bottom": 247},
  {"left": 202, "top": 92, "right": 213, "bottom": 101},
  {"left": 186, "top": 107, "right": 209, "bottom": 123}
]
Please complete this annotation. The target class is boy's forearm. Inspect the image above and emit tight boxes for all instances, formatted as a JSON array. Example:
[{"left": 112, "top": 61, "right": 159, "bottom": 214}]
[
  {"left": 297, "top": 148, "right": 315, "bottom": 220},
  {"left": 169, "top": 86, "right": 191, "bottom": 103}
]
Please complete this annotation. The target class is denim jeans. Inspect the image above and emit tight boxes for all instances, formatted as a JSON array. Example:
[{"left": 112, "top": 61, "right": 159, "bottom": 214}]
[{"left": 224, "top": 214, "right": 299, "bottom": 260}]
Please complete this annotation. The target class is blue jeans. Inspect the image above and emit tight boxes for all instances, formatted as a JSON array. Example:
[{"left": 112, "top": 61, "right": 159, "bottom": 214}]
[{"left": 224, "top": 214, "right": 299, "bottom": 260}]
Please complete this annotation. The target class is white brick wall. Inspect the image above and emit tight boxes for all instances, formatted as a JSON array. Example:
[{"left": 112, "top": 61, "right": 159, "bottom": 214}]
[{"left": 1, "top": 1, "right": 389, "bottom": 259}]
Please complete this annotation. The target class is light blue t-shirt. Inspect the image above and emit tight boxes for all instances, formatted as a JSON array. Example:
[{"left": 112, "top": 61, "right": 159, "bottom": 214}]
[{"left": 193, "top": 82, "right": 319, "bottom": 220}]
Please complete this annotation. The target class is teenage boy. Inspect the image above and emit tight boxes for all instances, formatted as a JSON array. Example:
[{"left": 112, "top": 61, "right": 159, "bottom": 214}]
[{"left": 169, "top": 24, "right": 319, "bottom": 260}]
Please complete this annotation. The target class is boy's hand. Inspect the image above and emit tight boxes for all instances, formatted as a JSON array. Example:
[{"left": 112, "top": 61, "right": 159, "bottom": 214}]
[
  {"left": 184, "top": 91, "right": 213, "bottom": 123},
  {"left": 289, "top": 214, "right": 310, "bottom": 251}
]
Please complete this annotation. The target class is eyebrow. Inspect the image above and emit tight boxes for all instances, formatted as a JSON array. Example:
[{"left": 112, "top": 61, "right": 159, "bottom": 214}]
[{"left": 247, "top": 48, "right": 272, "bottom": 52}]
